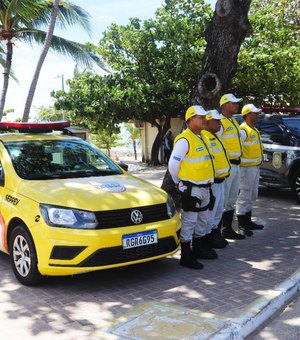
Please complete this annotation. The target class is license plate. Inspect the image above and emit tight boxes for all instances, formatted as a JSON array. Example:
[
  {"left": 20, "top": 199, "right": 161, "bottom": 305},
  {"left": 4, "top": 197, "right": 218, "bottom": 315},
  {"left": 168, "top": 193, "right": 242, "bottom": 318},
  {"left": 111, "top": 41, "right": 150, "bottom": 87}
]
[{"left": 122, "top": 230, "right": 158, "bottom": 249}]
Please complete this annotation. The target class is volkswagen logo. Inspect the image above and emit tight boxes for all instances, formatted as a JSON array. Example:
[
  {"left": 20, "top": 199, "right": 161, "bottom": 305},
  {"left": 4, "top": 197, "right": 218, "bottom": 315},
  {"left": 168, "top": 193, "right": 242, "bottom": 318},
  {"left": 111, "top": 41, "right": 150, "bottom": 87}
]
[{"left": 131, "top": 209, "right": 143, "bottom": 224}]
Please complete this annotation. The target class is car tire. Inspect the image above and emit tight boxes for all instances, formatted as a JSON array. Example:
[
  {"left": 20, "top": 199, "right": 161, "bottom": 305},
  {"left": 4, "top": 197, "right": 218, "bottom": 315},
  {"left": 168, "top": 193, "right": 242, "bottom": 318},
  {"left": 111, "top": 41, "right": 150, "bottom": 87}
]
[
  {"left": 9, "top": 225, "right": 43, "bottom": 286},
  {"left": 291, "top": 169, "right": 300, "bottom": 203}
]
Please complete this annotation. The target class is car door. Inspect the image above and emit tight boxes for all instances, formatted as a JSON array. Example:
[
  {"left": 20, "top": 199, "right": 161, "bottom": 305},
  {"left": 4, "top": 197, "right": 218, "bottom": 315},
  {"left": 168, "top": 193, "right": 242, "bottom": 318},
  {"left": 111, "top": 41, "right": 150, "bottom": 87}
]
[
  {"left": 0, "top": 159, "right": 6, "bottom": 252},
  {"left": 257, "top": 118, "right": 289, "bottom": 185}
]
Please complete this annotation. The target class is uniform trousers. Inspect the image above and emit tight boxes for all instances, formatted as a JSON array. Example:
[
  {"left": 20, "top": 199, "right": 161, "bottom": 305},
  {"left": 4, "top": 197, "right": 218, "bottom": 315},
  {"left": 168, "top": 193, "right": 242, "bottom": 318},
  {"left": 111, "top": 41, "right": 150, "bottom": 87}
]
[
  {"left": 206, "top": 181, "right": 225, "bottom": 234},
  {"left": 178, "top": 182, "right": 210, "bottom": 242},
  {"left": 224, "top": 164, "right": 240, "bottom": 212},
  {"left": 236, "top": 166, "right": 260, "bottom": 215}
]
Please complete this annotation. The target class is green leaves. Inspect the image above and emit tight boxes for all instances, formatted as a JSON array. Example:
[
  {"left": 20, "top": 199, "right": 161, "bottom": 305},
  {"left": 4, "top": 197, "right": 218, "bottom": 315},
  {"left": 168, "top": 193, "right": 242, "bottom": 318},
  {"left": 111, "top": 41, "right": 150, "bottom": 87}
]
[
  {"left": 0, "top": 0, "right": 107, "bottom": 119},
  {"left": 53, "top": 0, "right": 212, "bottom": 130},
  {"left": 233, "top": 0, "right": 300, "bottom": 106}
]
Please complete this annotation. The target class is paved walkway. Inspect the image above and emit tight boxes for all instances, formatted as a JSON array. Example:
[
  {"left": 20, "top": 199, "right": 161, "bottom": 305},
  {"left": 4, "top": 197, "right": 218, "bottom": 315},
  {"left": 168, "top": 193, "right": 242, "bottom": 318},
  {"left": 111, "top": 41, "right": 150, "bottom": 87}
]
[
  {"left": 0, "top": 160, "right": 299, "bottom": 339},
  {"left": 124, "top": 160, "right": 300, "bottom": 339}
]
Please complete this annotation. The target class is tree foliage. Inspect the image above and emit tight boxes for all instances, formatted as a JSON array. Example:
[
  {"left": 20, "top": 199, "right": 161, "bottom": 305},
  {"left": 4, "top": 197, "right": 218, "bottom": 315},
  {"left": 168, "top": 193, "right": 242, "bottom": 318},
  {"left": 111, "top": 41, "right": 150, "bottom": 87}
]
[
  {"left": 232, "top": 0, "right": 300, "bottom": 106},
  {"left": 0, "top": 0, "right": 106, "bottom": 120},
  {"left": 36, "top": 105, "right": 64, "bottom": 121},
  {"left": 53, "top": 0, "right": 300, "bottom": 164},
  {"left": 125, "top": 123, "right": 141, "bottom": 160},
  {"left": 53, "top": 0, "right": 212, "bottom": 164},
  {"left": 89, "top": 130, "right": 123, "bottom": 157},
  {"left": 52, "top": 72, "right": 128, "bottom": 132}
]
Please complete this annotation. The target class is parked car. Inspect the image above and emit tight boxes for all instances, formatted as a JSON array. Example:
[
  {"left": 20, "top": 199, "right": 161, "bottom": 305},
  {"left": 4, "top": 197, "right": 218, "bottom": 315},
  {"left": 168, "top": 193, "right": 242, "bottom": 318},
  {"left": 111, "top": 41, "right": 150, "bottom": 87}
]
[
  {"left": 235, "top": 108, "right": 300, "bottom": 202},
  {"left": 0, "top": 121, "right": 181, "bottom": 285}
]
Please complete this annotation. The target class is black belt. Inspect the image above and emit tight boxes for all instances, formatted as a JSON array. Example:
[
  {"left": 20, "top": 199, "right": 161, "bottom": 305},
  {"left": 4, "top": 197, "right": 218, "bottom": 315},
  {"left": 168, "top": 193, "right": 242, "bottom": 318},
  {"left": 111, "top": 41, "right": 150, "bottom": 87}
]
[
  {"left": 181, "top": 181, "right": 211, "bottom": 188},
  {"left": 214, "top": 178, "right": 225, "bottom": 184},
  {"left": 230, "top": 158, "right": 241, "bottom": 165}
]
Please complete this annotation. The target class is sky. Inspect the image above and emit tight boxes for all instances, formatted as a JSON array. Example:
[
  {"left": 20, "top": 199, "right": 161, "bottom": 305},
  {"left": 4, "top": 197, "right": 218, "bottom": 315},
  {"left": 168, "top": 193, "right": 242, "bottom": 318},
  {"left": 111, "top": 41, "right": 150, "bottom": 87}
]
[{"left": 4, "top": 0, "right": 216, "bottom": 121}]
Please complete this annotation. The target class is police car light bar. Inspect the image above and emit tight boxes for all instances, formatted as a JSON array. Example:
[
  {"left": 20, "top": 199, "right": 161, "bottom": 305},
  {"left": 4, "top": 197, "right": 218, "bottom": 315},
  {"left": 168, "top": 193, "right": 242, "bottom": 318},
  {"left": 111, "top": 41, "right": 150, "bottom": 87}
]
[
  {"left": 0, "top": 121, "right": 70, "bottom": 132},
  {"left": 262, "top": 107, "right": 300, "bottom": 114}
]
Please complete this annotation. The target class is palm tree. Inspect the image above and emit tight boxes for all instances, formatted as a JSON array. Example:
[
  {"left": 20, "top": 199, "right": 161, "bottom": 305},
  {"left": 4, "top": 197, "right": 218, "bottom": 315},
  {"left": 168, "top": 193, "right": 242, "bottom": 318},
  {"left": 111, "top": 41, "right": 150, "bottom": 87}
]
[
  {"left": 0, "top": 0, "right": 106, "bottom": 121},
  {"left": 22, "top": 0, "right": 60, "bottom": 121}
]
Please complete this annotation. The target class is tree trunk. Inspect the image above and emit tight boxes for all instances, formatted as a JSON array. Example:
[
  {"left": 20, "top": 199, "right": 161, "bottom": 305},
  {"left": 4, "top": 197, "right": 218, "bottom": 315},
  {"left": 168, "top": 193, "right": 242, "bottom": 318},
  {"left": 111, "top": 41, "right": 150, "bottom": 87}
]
[
  {"left": 22, "top": 0, "right": 60, "bottom": 122},
  {"left": 133, "top": 140, "right": 137, "bottom": 160},
  {"left": 0, "top": 41, "right": 13, "bottom": 121},
  {"left": 193, "top": 0, "right": 253, "bottom": 109},
  {"left": 149, "top": 116, "right": 171, "bottom": 166}
]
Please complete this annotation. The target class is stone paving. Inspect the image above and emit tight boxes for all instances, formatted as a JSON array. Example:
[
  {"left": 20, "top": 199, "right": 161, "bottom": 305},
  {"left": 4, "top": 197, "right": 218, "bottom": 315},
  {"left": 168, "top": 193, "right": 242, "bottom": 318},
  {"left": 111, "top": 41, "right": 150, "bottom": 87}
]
[{"left": 0, "top": 161, "right": 299, "bottom": 339}]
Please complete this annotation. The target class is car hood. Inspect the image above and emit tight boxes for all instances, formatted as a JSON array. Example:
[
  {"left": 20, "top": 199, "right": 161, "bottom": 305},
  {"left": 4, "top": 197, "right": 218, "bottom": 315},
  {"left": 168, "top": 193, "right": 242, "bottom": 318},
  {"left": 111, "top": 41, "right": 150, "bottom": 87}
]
[{"left": 16, "top": 174, "right": 167, "bottom": 211}]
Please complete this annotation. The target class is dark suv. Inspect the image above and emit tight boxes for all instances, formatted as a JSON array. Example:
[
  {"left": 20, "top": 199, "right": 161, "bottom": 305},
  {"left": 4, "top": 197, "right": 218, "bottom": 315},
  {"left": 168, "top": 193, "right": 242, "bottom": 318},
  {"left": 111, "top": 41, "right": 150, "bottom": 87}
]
[{"left": 236, "top": 108, "right": 300, "bottom": 203}]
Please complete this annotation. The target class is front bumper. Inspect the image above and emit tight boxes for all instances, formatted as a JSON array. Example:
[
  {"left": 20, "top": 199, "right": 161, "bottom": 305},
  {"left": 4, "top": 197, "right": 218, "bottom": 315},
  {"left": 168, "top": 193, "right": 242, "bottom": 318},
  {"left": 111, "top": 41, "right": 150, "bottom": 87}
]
[{"left": 34, "top": 214, "right": 181, "bottom": 276}]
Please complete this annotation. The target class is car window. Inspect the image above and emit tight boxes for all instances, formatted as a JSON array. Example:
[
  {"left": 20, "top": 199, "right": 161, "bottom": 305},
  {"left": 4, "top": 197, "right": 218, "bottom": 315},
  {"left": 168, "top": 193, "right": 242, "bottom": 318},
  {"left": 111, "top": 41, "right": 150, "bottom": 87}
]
[
  {"left": 4, "top": 139, "right": 123, "bottom": 180},
  {"left": 255, "top": 119, "right": 283, "bottom": 144},
  {"left": 282, "top": 117, "right": 300, "bottom": 139}
]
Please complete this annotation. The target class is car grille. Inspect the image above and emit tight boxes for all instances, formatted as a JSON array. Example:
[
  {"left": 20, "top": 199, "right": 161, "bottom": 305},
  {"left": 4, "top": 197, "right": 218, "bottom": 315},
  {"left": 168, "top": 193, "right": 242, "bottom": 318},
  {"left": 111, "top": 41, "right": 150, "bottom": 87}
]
[
  {"left": 94, "top": 203, "right": 169, "bottom": 229},
  {"left": 79, "top": 237, "right": 177, "bottom": 267}
]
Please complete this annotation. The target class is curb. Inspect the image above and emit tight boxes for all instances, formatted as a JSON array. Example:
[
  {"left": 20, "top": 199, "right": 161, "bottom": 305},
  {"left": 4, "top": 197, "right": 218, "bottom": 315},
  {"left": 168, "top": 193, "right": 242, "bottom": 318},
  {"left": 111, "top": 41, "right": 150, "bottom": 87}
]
[
  {"left": 92, "top": 269, "right": 300, "bottom": 340},
  {"left": 210, "top": 268, "right": 300, "bottom": 339}
]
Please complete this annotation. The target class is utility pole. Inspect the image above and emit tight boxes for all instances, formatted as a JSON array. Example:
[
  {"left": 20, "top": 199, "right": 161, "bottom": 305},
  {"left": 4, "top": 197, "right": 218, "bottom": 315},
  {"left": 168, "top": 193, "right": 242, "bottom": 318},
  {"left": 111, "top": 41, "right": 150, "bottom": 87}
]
[{"left": 60, "top": 74, "right": 65, "bottom": 120}]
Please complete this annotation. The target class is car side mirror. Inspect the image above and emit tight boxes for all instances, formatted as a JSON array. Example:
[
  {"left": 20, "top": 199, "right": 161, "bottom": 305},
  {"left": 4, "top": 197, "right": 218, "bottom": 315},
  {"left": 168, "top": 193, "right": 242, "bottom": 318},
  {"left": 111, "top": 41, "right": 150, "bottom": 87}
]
[{"left": 118, "top": 161, "right": 128, "bottom": 172}]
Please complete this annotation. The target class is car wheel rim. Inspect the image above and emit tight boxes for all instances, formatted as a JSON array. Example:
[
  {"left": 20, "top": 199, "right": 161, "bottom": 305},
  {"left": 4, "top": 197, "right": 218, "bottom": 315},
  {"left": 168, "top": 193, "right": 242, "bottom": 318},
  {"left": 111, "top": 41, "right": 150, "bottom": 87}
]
[
  {"left": 296, "top": 176, "right": 300, "bottom": 198},
  {"left": 13, "top": 235, "right": 31, "bottom": 277}
]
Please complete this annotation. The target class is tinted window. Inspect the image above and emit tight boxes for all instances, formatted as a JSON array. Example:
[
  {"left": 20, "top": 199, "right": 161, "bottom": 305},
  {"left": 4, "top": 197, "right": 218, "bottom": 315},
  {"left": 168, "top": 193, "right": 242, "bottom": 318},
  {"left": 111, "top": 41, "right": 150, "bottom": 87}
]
[
  {"left": 255, "top": 118, "right": 283, "bottom": 144},
  {"left": 5, "top": 139, "right": 123, "bottom": 180},
  {"left": 281, "top": 117, "right": 300, "bottom": 139}
]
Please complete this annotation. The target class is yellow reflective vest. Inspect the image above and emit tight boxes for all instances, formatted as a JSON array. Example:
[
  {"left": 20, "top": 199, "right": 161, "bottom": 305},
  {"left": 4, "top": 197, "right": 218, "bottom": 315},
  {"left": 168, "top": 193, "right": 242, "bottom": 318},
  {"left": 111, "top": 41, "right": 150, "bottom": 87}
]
[
  {"left": 221, "top": 116, "right": 243, "bottom": 160},
  {"left": 240, "top": 122, "right": 263, "bottom": 167},
  {"left": 201, "top": 130, "right": 231, "bottom": 178},
  {"left": 174, "top": 128, "right": 215, "bottom": 184}
]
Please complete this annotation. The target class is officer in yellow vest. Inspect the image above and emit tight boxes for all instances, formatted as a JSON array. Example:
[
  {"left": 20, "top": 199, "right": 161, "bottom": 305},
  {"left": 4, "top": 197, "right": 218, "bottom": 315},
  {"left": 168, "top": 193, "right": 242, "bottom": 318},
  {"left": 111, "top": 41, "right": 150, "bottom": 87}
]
[
  {"left": 219, "top": 93, "right": 248, "bottom": 239},
  {"left": 202, "top": 109, "right": 231, "bottom": 249},
  {"left": 169, "top": 105, "right": 216, "bottom": 269},
  {"left": 236, "top": 104, "right": 264, "bottom": 232}
]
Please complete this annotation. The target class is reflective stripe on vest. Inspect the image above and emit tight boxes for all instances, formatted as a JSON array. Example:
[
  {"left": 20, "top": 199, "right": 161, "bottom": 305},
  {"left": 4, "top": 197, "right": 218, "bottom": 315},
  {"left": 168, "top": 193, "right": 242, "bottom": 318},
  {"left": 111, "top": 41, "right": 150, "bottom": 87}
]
[
  {"left": 175, "top": 128, "right": 215, "bottom": 184},
  {"left": 201, "top": 130, "right": 231, "bottom": 178},
  {"left": 240, "top": 123, "right": 263, "bottom": 167},
  {"left": 221, "top": 117, "right": 243, "bottom": 159}
]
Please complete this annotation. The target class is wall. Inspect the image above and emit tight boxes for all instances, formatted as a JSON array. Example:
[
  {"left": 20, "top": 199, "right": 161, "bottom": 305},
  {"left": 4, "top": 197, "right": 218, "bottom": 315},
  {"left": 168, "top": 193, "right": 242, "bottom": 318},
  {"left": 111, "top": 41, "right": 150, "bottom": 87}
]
[{"left": 141, "top": 118, "right": 184, "bottom": 163}]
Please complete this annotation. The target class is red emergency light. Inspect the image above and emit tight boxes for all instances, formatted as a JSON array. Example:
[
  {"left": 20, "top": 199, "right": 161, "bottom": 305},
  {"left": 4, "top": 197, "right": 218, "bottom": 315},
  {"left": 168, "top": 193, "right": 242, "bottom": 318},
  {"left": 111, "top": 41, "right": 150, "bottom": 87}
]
[
  {"left": 261, "top": 107, "right": 300, "bottom": 114},
  {"left": 0, "top": 121, "right": 70, "bottom": 132}
]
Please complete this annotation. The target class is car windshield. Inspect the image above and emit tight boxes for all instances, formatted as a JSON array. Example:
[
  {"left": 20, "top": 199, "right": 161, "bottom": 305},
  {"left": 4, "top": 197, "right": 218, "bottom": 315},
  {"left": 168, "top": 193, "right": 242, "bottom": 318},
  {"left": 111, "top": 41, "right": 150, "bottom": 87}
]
[
  {"left": 281, "top": 117, "right": 300, "bottom": 139},
  {"left": 5, "top": 139, "right": 123, "bottom": 180}
]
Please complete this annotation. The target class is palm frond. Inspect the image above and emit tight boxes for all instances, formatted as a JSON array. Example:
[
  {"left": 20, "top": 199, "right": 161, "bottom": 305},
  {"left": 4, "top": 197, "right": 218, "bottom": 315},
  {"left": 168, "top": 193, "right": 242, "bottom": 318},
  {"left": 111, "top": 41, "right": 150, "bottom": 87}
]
[
  {"left": 0, "top": 44, "right": 17, "bottom": 81},
  {"left": 30, "top": 0, "right": 91, "bottom": 36},
  {"left": 21, "top": 30, "right": 108, "bottom": 71},
  {"left": 7, "top": 0, "right": 43, "bottom": 28}
]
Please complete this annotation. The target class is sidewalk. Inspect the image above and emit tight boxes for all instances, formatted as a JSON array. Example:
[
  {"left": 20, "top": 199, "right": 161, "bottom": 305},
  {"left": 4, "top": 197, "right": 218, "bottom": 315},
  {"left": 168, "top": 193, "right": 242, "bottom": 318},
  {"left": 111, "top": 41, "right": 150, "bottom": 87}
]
[
  {"left": 100, "top": 158, "right": 300, "bottom": 340},
  {"left": 0, "top": 159, "right": 299, "bottom": 340}
]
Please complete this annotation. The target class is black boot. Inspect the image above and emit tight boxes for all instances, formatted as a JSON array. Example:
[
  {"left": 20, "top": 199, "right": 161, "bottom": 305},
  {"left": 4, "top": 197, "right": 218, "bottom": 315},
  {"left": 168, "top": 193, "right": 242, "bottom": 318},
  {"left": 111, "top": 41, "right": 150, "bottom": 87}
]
[
  {"left": 180, "top": 242, "right": 204, "bottom": 269},
  {"left": 221, "top": 210, "right": 245, "bottom": 240},
  {"left": 192, "top": 236, "right": 218, "bottom": 259},
  {"left": 237, "top": 215, "right": 254, "bottom": 237},
  {"left": 245, "top": 211, "right": 264, "bottom": 230},
  {"left": 209, "top": 223, "right": 228, "bottom": 249}
]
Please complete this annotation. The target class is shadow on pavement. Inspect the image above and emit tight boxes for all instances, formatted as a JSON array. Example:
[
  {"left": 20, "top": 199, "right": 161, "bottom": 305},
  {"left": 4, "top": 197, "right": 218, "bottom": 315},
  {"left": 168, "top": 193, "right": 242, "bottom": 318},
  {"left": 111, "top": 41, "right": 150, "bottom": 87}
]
[{"left": 0, "top": 183, "right": 299, "bottom": 339}]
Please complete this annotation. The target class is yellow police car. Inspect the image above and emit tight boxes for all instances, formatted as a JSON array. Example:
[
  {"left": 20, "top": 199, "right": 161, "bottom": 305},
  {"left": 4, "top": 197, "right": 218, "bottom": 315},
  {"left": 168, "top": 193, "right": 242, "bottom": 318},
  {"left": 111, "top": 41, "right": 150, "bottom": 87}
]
[{"left": 0, "top": 122, "right": 180, "bottom": 285}]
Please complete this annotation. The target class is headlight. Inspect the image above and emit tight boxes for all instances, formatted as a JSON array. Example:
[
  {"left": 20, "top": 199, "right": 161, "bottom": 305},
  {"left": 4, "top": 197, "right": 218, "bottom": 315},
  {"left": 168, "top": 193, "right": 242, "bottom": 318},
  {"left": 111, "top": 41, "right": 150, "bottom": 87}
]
[
  {"left": 40, "top": 204, "right": 97, "bottom": 229},
  {"left": 166, "top": 194, "right": 176, "bottom": 218}
]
